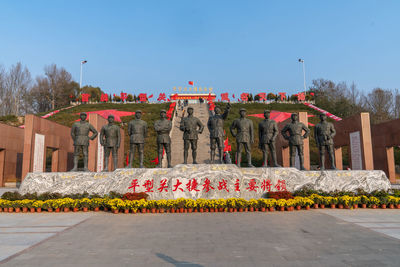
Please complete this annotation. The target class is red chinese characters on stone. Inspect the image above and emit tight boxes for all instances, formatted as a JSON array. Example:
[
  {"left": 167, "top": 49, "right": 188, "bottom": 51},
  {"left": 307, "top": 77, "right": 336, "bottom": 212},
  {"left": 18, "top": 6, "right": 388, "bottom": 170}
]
[
  {"left": 240, "top": 93, "right": 249, "bottom": 102},
  {"left": 100, "top": 93, "right": 108, "bottom": 102},
  {"left": 138, "top": 93, "right": 147, "bottom": 102},
  {"left": 217, "top": 179, "right": 229, "bottom": 192},
  {"left": 202, "top": 178, "right": 215, "bottom": 192},
  {"left": 297, "top": 92, "right": 305, "bottom": 101},
  {"left": 142, "top": 179, "right": 154, "bottom": 192},
  {"left": 128, "top": 179, "right": 139, "bottom": 192},
  {"left": 279, "top": 92, "right": 286, "bottom": 101},
  {"left": 274, "top": 179, "right": 287, "bottom": 192},
  {"left": 234, "top": 179, "right": 240, "bottom": 192},
  {"left": 261, "top": 179, "right": 272, "bottom": 192},
  {"left": 258, "top": 92, "right": 267, "bottom": 101},
  {"left": 172, "top": 179, "right": 184, "bottom": 192},
  {"left": 246, "top": 179, "right": 259, "bottom": 192},
  {"left": 157, "top": 179, "right": 168, "bottom": 192},
  {"left": 81, "top": 93, "right": 90, "bottom": 103},
  {"left": 120, "top": 92, "right": 128, "bottom": 102},
  {"left": 186, "top": 179, "right": 200, "bottom": 192}
]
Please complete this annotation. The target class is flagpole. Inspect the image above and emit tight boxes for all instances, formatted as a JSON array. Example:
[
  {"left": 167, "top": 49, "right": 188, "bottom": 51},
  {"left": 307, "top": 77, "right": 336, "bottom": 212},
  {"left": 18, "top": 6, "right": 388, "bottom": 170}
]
[
  {"left": 298, "top": 58, "right": 306, "bottom": 99},
  {"left": 80, "top": 61, "right": 83, "bottom": 88}
]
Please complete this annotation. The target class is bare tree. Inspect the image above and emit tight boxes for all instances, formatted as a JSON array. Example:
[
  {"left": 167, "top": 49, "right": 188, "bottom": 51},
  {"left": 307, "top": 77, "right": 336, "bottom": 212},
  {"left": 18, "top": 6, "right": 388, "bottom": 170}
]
[
  {"left": 44, "top": 64, "right": 73, "bottom": 110},
  {"left": 0, "top": 65, "right": 6, "bottom": 115},
  {"left": 363, "top": 88, "right": 394, "bottom": 123}
]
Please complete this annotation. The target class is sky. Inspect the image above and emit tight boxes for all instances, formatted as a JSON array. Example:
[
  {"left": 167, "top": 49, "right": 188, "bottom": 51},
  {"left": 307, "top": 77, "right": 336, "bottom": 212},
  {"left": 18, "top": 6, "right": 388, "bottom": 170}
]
[{"left": 1, "top": 0, "right": 400, "bottom": 97}]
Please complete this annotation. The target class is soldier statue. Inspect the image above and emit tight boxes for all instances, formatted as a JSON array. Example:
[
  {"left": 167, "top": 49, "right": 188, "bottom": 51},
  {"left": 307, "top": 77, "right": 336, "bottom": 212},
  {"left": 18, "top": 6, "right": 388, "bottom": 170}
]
[
  {"left": 207, "top": 103, "right": 231, "bottom": 163},
  {"left": 230, "top": 108, "right": 254, "bottom": 167},
  {"left": 180, "top": 106, "right": 204, "bottom": 164},
  {"left": 70, "top": 112, "right": 98, "bottom": 172},
  {"left": 127, "top": 110, "right": 148, "bottom": 168},
  {"left": 258, "top": 110, "right": 280, "bottom": 167},
  {"left": 100, "top": 115, "right": 121, "bottom": 172},
  {"left": 154, "top": 110, "right": 172, "bottom": 168},
  {"left": 314, "top": 113, "right": 336, "bottom": 170},
  {"left": 281, "top": 113, "right": 310, "bottom": 170}
]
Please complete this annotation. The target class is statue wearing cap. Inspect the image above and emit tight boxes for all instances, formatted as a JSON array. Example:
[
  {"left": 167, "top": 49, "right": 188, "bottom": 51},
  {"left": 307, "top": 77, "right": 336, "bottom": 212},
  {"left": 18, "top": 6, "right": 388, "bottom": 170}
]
[
  {"left": 70, "top": 112, "right": 98, "bottom": 171},
  {"left": 314, "top": 113, "right": 336, "bottom": 170},
  {"left": 258, "top": 110, "right": 280, "bottom": 167},
  {"left": 207, "top": 103, "right": 231, "bottom": 163},
  {"left": 230, "top": 108, "right": 254, "bottom": 167},
  {"left": 281, "top": 113, "right": 310, "bottom": 170},
  {"left": 154, "top": 109, "right": 172, "bottom": 168},
  {"left": 127, "top": 110, "right": 148, "bottom": 168},
  {"left": 100, "top": 115, "right": 121, "bottom": 171},
  {"left": 180, "top": 106, "right": 204, "bottom": 164}
]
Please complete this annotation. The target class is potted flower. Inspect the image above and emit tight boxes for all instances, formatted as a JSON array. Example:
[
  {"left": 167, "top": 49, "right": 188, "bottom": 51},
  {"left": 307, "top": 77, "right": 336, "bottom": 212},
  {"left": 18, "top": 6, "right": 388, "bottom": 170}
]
[
  {"left": 352, "top": 196, "right": 361, "bottom": 209},
  {"left": 368, "top": 196, "right": 380, "bottom": 209},
  {"left": 248, "top": 199, "right": 258, "bottom": 212},
  {"left": 184, "top": 199, "right": 196, "bottom": 213},
  {"left": 388, "top": 196, "right": 397, "bottom": 209},
  {"left": 138, "top": 199, "right": 148, "bottom": 213},
  {"left": 147, "top": 200, "right": 157, "bottom": 213},
  {"left": 303, "top": 197, "right": 314, "bottom": 210},
  {"left": 285, "top": 199, "right": 296, "bottom": 211},
  {"left": 360, "top": 195, "right": 369, "bottom": 208},
  {"left": 157, "top": 199, "right": 168, "bottom": 213},
  {"left": 379, "top": 197, "right": 388, "bottom": 209},
  {"left": 310, "top": 194, "right": 322, "bottom": 209},
  {"left": 196, "top": 198, "right": 208, "bottom": 212},
  {"left": 227, "top": 198, "right": 236, "bottom": 212},
  {"left": 338, "top": 196, "right": 352, "bottom": 209},
  {"left": 236, "top": 198, "right": 247, "bottom": 212},
  {"left": 79, "top": 198, "right": 91, "bottom": 212},
  {"left": 266, "top": 198, "right": 277, "bottom": 211},
  {"left": 276, "top": 199, "right": 287, "bottom": 211},
  {"left": 176, "top": 198, "right": 186, "bottom": 213},
  {"left": 60, "top": 198, "right": 74, "bottom": 212},
  {"left": 13, "top": 200, "right": 22, "bottom": 213},
  {"left": 216, "top": 199, "right": 226, "bottom": 212},
  {"left": 51, "top": 199, "right": 62, "bottom": 212},
  {"left": 32, "top": 200, "right": 44, "bottom": 212},
  {"left": 90, "top": 198, "right": 102, "bottom": 212}
]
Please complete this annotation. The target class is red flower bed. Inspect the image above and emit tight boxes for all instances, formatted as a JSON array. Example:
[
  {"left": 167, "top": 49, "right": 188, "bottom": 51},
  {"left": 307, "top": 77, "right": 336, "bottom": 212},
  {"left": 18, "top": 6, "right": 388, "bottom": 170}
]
[
  {"left": 122, "top": 192, "right": 149, "bottom": 201},
  {"left": 266, "top": 191, "right": 294, "bottom": 200}
]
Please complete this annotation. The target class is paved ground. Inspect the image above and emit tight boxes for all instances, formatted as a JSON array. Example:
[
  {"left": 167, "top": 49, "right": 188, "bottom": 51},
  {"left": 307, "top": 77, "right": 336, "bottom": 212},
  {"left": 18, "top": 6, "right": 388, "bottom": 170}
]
[{"left": 1, "top": 209, "right": 400, "bottom": 266}]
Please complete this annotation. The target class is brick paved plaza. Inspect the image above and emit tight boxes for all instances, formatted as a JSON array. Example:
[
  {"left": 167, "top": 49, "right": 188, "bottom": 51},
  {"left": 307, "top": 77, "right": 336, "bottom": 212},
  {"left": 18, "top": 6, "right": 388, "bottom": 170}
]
[{"left": 1, "top": 210, "right": 399, "bottom": 266}]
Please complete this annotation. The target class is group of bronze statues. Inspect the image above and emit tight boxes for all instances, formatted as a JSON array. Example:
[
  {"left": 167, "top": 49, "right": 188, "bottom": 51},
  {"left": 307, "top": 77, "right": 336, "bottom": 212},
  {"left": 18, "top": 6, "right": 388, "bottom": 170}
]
[{"left": 70, "top": 105, "right": 337, "bottom": 171}]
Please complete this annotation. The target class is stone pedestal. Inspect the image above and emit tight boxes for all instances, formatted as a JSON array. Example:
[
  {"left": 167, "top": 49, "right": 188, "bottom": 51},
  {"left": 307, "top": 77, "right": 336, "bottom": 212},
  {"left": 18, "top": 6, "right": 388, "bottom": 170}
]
[{"left": 19, "top": 164, "right": 391, "bottom": 199}]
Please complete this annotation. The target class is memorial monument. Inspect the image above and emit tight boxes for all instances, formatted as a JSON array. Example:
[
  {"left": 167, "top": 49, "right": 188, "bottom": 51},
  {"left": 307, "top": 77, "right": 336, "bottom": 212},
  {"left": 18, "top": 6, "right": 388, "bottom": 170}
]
[
  {"left": 314, "top": 113, "right": 336, "bottom": 170},
  {"left": 154, "top": 110, "right": 172, "bottom": 168},
  {"left": 258, "top": 110, "right": 280, "bottom": 167},
  {"left": 127, "top": 110, "right": 148, "bottom": 168},
  {"left": 99, "top": 115, "right": 121, "bottom": 172},
  {"left": 281, "top": 113, "right": 310, "bottom": 170},
  {"left": 70, "top": 112, "right": 98, "bottom": 172},
  {"left": 230, "top": 108, "right": 254, "bottom": 167},
  {"left": 207, "top": 103, "right": 231, "bottom": 163},
  {"left": 180, "top": 106, "right": 204, "bottom": 164}
]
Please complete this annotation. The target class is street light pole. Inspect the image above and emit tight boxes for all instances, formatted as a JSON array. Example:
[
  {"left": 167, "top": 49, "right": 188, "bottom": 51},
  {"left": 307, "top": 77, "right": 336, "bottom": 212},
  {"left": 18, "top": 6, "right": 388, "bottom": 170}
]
[
  {"left": 298, "top": 58, "right": 306, "bottom": 98},
  {"left": 80, "top": 60, "right": 87, "bottom": 88}
]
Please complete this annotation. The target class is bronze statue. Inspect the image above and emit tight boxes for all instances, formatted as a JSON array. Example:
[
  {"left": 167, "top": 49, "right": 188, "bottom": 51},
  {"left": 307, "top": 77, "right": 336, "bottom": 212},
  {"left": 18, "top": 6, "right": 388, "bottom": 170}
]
[
  {"left": 207, "top": 103, "right": 231, "bottom": 163},
  {"left": 315, "top": 113, "right": 336, "bottom": 170},
  {"left": 180, "top": 106, "right": 204, "bottom": 164},
  {"left": 154, "top": 110, "right": 172, "bottom": 168},
  {"left": 281, "top": 113, "right": 310, "bottom": 170},
  {"left": 70, "top": 112, "right": 98, "bottom": 172},
  {"left": 99, "top": 115, "right": 121, "bottom": 172},
  {"left": 230, "top": 108, "right": 254, "bottom": 167},
  {"left": 258, "top": 110, "right": 280, "bottom": 167},
  {"left": 127, "top": 110, "right": 148, "bottom": 168}
]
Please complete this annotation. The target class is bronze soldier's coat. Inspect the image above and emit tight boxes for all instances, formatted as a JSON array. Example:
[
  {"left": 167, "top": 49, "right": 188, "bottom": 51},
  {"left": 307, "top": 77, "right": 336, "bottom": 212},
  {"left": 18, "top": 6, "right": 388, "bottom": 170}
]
[
  {"left": 230, "top": 118, "right": 254, "bottom": 143},
  {"left": 180, "top": 117, "right": 204, "bottom": 140},
  {"left": 128, "top": 119, "right": 148, "bottom": 144},
  {"left": 314, "top": 121, "right": 336, "bottom": 146},
  {"left": 71, "top": 121, "right": 98, "bottom": 146},
  {"left": 154, "top": 119, "right": 172, "bottom": 144},
  {"left": 281, "top": 121, "right": 310, "bottom": 145},
  {"left": 208, "top": 109, "right": 229, "bottom": 138},
  {"left": 258, "top": 119, "right": 278, "bottom": 144},
  {"left": 100, "top": 124, "right": 121, "bottom": 147}
]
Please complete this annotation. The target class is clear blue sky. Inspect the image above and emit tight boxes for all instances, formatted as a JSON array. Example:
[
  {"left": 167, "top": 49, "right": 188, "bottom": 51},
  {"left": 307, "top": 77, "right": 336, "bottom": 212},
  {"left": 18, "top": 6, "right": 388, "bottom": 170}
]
[{"left": 1, "top": 0, "right": 399, "bottom": 97}]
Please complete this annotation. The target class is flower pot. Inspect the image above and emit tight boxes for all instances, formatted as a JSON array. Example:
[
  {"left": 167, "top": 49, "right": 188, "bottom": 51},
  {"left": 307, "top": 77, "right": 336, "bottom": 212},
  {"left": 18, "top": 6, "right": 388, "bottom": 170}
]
[
  {"left": 320, "top": 204, "right": 325, "bottom": 209},
  {"left": 8, "top": 208, "right": 14, "bottom": 212},
  {"left": 269, "top": 207, "right": 275, "bottom": 212},
  {"left": 330, "top": 204, "right": 336, "bottom": 209},
  {"left": 103, "top": 207, "right": 108, "bottom": 211},
  {"left": 338, "top": 204, "right": 344, "bottom": 209},
  {"left": 72, "top": 207, "right": 78, "bottom": 212},
  {"left": 124, "top": 209, "right": 130, "bottom": 214},
  {"left": 279, "top": 206, "right": 285, "bottom": 211},
  {"left": 345, "top": 205, "right": 350, "bottom": 209},
  {"left": 142, "top": 208, "right": 148, "bottom": 213},
  {"left": 112, "top": 209, "right": 119, "bottom": 214},
  {"left": 159, "top": 208, "right": 165, "bottom": 213},
  {"left": 261, "top": 207, "right": 266, "bottom": 212},
  {"left": 234, "top": 208, "right": 238, "bottom": 212},
  {"left": 151, "top": 208, "right": 156, "bottom": 213},
  {"left": 313, "top": 204, "right": 319, "bottom": 209},
  {"left": 15, "top": 207, "right": 21, "bottom": 213},
  {"left": 94, "top": 207, "right": 100, "bottom": 212},
  {"left": 179, "top": 207, "right": 184, "bottom": 213},
  {"left": 210, "top": 208, "right": 215, "bottom": 212},
  {"left": 238, "top": 208, "right": 244, "bottom": 212},
  {"left": 30, "top": 208, "right": 35, "bottom": 213},
  {"left": 36, "top": 208, "right": 42, "bottom": 213},
  {"left": 244, "top": 207, "right": 248, "bottom": 212},
  {"left": 82, "top": 207, "right": 88, "bottom": 212},
  {"left": 396, "top": 204, "right": 400, "bottom": 209},
  {"left": 389, "top": 204, "right": 394, "bottom": 209},
  {"left": 249, "top": 207, "right": 254, "bottom": 212},
  {"left": 55, "top": 208, "right": 60, "bottom": 212},
  {"left": 187, "top": 208, "right": 193, "bottom": 213},
  {"left": 156, "top": 209, "right": 160, "bottom": 213},
  {"left": 63, "top": 207, "right": 70, "bottom": 212},
  {"left": 371, "top": 204, "right": 377, "bottom": 209},
  {"left": 228, "top": 208, "right": 233, "bottom": 212},
  {"left": 296, "top": 205, "right": 301, "bottom": 210},
  {"left": 361, "top": 204, "right": 367, "bottom": 209},
  {"left": 22, "top": 207, "right": 28, "bottom": 212},
  {"left": 0, "top": 207, "right": 2, "bottom": 212},
  {"left": 381, "top": 204, "right": 387, "bottom": 209},
  {"left": 305, "top": 206, "right": 310, "bottom": 210}
]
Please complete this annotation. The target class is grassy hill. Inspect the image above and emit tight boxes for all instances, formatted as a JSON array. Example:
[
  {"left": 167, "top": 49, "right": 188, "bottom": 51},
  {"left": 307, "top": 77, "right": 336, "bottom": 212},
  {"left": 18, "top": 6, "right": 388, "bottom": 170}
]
[{"left": 0, "top": 102, "right": 338, "bottom": 167}]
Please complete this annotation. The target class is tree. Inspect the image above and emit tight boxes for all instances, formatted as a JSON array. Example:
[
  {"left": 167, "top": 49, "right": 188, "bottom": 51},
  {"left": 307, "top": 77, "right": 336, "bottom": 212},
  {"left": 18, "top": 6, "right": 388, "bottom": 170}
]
[
  {"left": 44, "top": 64, "right": 74, "bottom": 110},
  {"left": 363, "top": 88, "right": 393, "bottom": 124},
  {"left": 80, "top": 85, "right": 103, "bottom": 102}
]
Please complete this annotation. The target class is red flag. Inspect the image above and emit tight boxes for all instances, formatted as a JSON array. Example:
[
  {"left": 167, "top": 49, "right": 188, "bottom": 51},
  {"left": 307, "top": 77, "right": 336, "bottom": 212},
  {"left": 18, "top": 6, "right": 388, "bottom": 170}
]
[
  {"left": 310, "top": 92, "right": 315, "bottom": 96},
  {"left": 188, "top": 81, "right": 194, "bottom": 85},
  {"left": 148, "top": 94, "right": 154, "bottom": 98},
  {"left": 232, "top": 94, "right": 235, "bottom": 99}
]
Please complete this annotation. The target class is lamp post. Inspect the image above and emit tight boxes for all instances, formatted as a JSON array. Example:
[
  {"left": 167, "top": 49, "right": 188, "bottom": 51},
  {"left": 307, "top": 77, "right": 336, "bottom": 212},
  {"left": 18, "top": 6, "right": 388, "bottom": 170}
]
[
  {"left": 80, "top": 60, "right": 87, "bottom": 88},
  {"left": 298, "top": 58, "right": 306, "bottom": 98}
]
